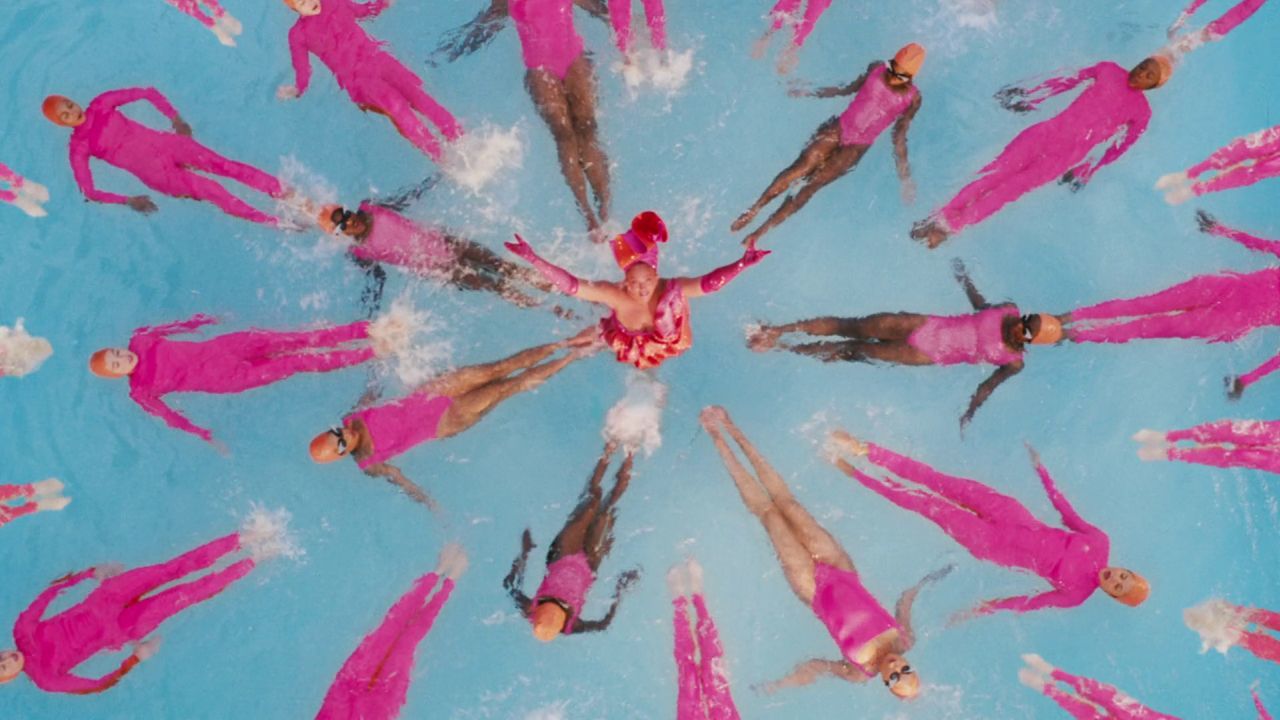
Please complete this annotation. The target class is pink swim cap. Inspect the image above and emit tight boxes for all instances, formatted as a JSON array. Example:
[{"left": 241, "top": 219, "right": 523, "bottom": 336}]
[{"left": 42, "top": 96, "right": 71, "bottom": 125}]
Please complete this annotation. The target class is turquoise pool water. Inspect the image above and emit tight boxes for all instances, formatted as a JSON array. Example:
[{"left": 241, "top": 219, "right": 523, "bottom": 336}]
[{"left": 1, "top": 1, "right": 1278, "bottom": 718}]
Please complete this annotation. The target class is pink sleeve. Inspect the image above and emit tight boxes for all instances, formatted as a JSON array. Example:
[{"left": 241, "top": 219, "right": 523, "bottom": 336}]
[
  {"left": 1207, "top": 221, "right": 1280, "bottom": 260},
  {"left": 70, "top": 139, "right": 130, "bottom": 205},
  {"left": 976, "top": 588, "right": 1084, "bottom": 615},
  {"left": 352, "top": 0, "right": 391, "bottom": 19},
  {"left": 1090, "top": 108, "right": 1150, "bottom": 175},
  {"left": 44, "top": 655, "right": 141, "bottom": 695},
  {"left": 137, "top": 314, "right": 219, "bottom": 340},
  {"left": 1019, "top": 64, "right": 1097, "bottom": 109},
  {"left": 16, "top": 570, "right": 95, "bottom": 631},
  {"left": 288, "top": 24, "right": 313, "bottom": 96},
  {"left": 98, "top": 87, "right": 180, "bottom": 121},
  {"left": 1032, "top": 461, "right": 1097, "bottom": 535},
  {"left": 130, "top": 390, "right": 214, "bottom": 443},
  {"left": 1237, "top": 350, "right": 1280, "bottom": 391}
]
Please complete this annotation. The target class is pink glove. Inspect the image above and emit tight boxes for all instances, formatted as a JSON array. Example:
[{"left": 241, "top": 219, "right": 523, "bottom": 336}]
[
  {"left": 505, "top": 234, "right": 580, "bottom": 295},
  {"left": 700, "top": 248, "right": 770, "bottom": 294}
]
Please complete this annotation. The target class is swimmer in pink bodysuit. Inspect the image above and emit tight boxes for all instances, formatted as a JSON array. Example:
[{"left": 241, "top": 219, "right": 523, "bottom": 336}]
[
  {"left": 829, "top": 434, "right": 1149, "bottom": 617},
  {"left": 1134, "top": 419, "right": 1280, "bottom": 475},
  {"left": 91, "top": 315, "right": 385, "bottom": 444},
  {"left": 911, "top": 57, "right": 1161, "bottom": 248},
  {"left": 435, "top": 0, "right": 614, "bottom": 233},
  {"left": 0, "top": 162, "right": 50, "bottom": 218},
  {"left": 752, "top": 0, "right": 834, "bottom": 74},
  {"left": 732, "top": 44, "right": 924, "bottom": 247},
  {"left": 1165, "top": 0, "right": 1268, "bottom": 58},
  {"left": 750, "top": 259, "right": 1063, "bottom": 428},
  {"left": 1158, "top": 123, "right": 1280, "bottom": 204},
  {"left": 668, "top": 556, "right": 740, "bottom": 720},
  {"left": 316, "top": 544, "right": 467, "bottom": 720},
  {"left": 0, "top": 480, "right": 70, "bottom": 529},
  {"left": 167, "top": 0, "right": 243, "bottom": 46},
  {"left": 1185, "top": 599, "right": 1280, "bottom": 667},
  {"left": 0, "top": 530, "right": 261, "bottom": 694},
  {"left": 609, "top": 0, "right": 667, "bottom": 57},
  {"left": 1063, "top": 213, "right": 1280, "bottom": 390},
  {"left": 310, "top": 330, "right": 599, "bottom": 508},
  {"left": 279, "top": 0, "right": 463, "bottom": 163},
  {"left": 700, "top": 406, "right": 952, "bottom": 700},
  {"left": 1018, "top": 655, "right": 1178, "bottom": 720},
  {"left": 43, "top": 90, "right": 288, "bottom": 226},
  {"left": 508, "top": 211, "right": 768, "bottom": 369},
  {"left": 505, "top": 441, "right": 640, "bottom": 641}
]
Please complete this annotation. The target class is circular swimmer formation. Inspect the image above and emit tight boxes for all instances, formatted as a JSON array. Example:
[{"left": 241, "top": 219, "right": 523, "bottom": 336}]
[{"left": 3, "top": 0, "right": 1280, "bottom": 718}]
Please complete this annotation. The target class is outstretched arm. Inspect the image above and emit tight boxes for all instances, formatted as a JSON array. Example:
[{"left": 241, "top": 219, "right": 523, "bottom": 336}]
[
  {"left": 960, "top": 361, "right": 1023, "bottom": 431},
  {"left": 431, "top": 0, "right": 510, "bottom": 64},
  {"left": 1199, "top": 210, "right": 1280, "bottom": 260},
  {"left": 757, "top": 659, "right": 866, "bottom": 694},
  {"left": 503, "top": 528, "right": 535, "bottom": 613},
  {"left": 1062, "top": 111, "right": 1150, "bottom": 191},
  {"left": 55, "top": 654, "right": 143, "bottom": 695},
  {"left": 1229, "top": 350, "right": 1280, "bottom": 398},
  {"left": 792, "top": 62, "right": 876, "bottom": 98},
  {"left": 94, "top": 87, "right": 181, "bottom": 121},
  {"left": 1027, "top": 445, "right": 1098, "bottom": 535},
  {"left": 573, "top": 569, "right": 640, "bottom": 633},
  {"left": 891, "top": 93, "right": 922, "bottom": 191},
  {"left": 961, "top": 587, "right": 1084, "bottom": 619},
  {"left": 505, "top": 234, "right": 629, "bottom": 306},
  {"left": 995, "top": 64, "right": 1098, "bottom": 113},
  {"left": 950, "top": 258, "right": 988, "bottom": 310},
  {"left": 678, "top": 248, "right": 770, "bottom": 299},
  {"left": 70, "top": 142, "right": 129, "bottom": 205},
  {"left": 138, "top": 313, "right": 219, "bottom": 339},
  {"left": 352, "top": 0, "right": 391, "bottom": 19},
  {"left": 364, "top": 463, "right": 438, "bottom": 511},
  {"left": 132, "top": 391, "right": 214, "bottom": 443},
  {"left": 893, "top": 564, "right": 955, "bottom": 649},
  {"left": 286, "top": 24, "right": 314, "bottom": 97},
  {"left": 16, "top": 569, "right": 96, "bottom": 628}
]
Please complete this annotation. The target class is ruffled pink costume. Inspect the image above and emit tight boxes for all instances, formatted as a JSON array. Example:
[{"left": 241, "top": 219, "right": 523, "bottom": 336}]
[
  {"left": 907, "top": 306, "right": 1022, "bottom": 366},
  {"left": 69, "top": 87, "right": 283, "bottom": 225},
  {"left": 288, "top": 0, "right": 462, "bottom": 161},
  {"left": 0, "top": 162, "right": 27, "bottom": 204},
  {"left": 127, "top": 315, "right": 375, "bottom": 442},
  {"left": 316, "top": 571, "right": 455, "bottom": 720},
  {"left": 345, "top": 393, "right": 454, "bottom": 469},
  {"left": 1185, "top": 124, "right": 1280, "bottom": 197},
  {"left": 167, "top": 0, "right": 226, "bottom": 28},
  {"left": 839, "top": 65, "right": 919, "bottom": 147},
  {"left": 0, "top": 483, "right": 38, "bottom": 528},
  {"left": 935, "top": 62, "right": 1150, "bottom": 235},
  {"left": 673, "top": 592, "right": 739, "bottom": 720},
  {"left": 600, "top": 281, "right": 693, "bottom": 369},
  {"left": 11, "top": 534, "right": 252, "bottom": 694},
  {"left": 531, "top": 552, "right": 595, "bottom": 633},
  {"left": 810, "top": 562, "right": 900, "bottom": 676},
  {"left": 349, "top": 202, "right": 455, "bottom": 275},
  {"left": 511, "top": 0, "right": 586, "bottom": 80},
  {"left": 610, "top": 0, "right": 667, "bottom": 54},
  {"left": 1165, "top": 419, "right": 1280, "bottom": 474},
  {"left": 1040, "top": 669, "right": 1177, "bottom": 720},
  {"left": 849, "top": 445, "right": 1109, "bottom": 615},
  {"left": 768, "top": 0, "right": 833, "bottom": 48}
]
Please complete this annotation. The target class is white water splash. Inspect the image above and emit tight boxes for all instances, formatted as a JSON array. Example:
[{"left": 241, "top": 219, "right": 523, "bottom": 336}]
[
  {"left": 0, "top": 318, "right": 51, "bottom": 377},
  {"left": 372, "top": 298, "right": 454, "bottom": 388},
  {"left": 1184, "top": 598, "right": 1247, "bottom": 654},
  {"left": 615, "top": 47, "right": 695, "bottom": 99},
  {"left": 239, "top": 505, "right": 303, "bottom": 562},
  {"left": 442, "top": 122, "right": 526, "bottom": 194},
  {"left": 523, "top": 701, "right": 570, "bottom": 720},
  {"left": 275, "top": 156, "right": 339, "bottom": 231},
  {"left": 603, "top": 372, "right": 668, "bottom": 456}
]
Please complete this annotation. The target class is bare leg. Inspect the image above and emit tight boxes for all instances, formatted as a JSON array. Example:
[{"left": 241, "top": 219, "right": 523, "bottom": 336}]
[
  {"left": 548, "top": 444, "right": 616, "bottom": 562},
  {"left": 563, "top": 56, "right": 611, "bottom": 224},
  {"left": 527, "top": 68, "right": 599, "bottom": 232},
  {"left": 732, "top": 119, "right": 842, "bottom": 232},
  {"left": 425, "top": 340, "right": 565, "bottom": 397},
  {"left": 582, "top": 452, "right": 634, "bottom": 570},
  {"left": 743, "top": 142, "right": 868, "bottom": 246},
  {"left": 786, "top": 339, "right": 934, "bottom": 365},
  {"left": 436, "top": 349, "right": 586, "bottom": 437}
]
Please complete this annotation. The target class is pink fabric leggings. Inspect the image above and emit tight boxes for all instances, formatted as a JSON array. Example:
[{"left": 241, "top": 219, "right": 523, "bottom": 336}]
[
  {"left": 0, "top": 162, "right": 22, "bottom": 203},
  {"left": 673, "top": 594, "right": 739, "bottom": 720},
  {"left": 769, "top": 0, "right": 833, "bottom": 47},
  {"left": 1241, "top": 608, "right": 1280, "bottom": 664},
  {"left": 105, "top": 534, "right": 254, "bottom": 642},
  {"left": 202, "top": 321, "right": 374, "bottom": 393},
  {"left": 1042, "top": 669, "right": 1174, "bottom": 719},
  {"left": 1166, "top": 420, "right": 1280, "bottom": 474},
  {"left": 169, "top": 0, "right": 226, "bottom": 27},
  {"left": 0, "top": 483, "right": 36, "bottom": 528},
  {"left": 1069, "top": 269, "right": 1280, "bottom": 344},
  {"left": 610, "top": 0, "right": 667, "bottom": 54},
  {"left": 317, "top": 572, "right": 454, "bottom": 720},
  {"left": 146, "top": 137, "right": 283, "bottom": 225},
  {"left": 354, "top": 61, "right": 463, "bottom": 162},
  {"left": 1189, "top": 125, "right": 1280, "bottom": 197}
]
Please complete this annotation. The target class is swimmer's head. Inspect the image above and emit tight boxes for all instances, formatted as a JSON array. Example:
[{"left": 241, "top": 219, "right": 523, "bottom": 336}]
[
  {"left": 1100, "top": 567, "right": 1150, "bottom": 606},
  {"left": 880, "top": 653, "right": 918, "bottom": 700},
  {"left": 1021, "top": 313, "right": 1064, "bottom": 345},
  {"left": 531, "top": 601, "right": 568, "bottom": 642},
  {"left": 622, "top": 262, "right": 660, "bottom": 302},
  {"left": 0, "top": 651, "right": 23, "bottom": 685},
  {"left": 284, "top": 0, "right": 322, "bottom": 16},
  {"left": 890, "top": 43, "right": 926, "bottom": 84},
  {"left": 317, "top": 204, "right": 344, "bottom": 233},
  {"left": 310, "top": 425, "right": 355, "bottom": 463},
  {"left": 1129, "top": 55, "right": 1172, "bottom": 90},
  {"left": 42, "top": 96, "right": 84, "bottom": 127},
  {"left": 89, "top": 348, "right": 138, "bottom": 378},
  {"left": 318, "top": 205, "right": 371, "bottom": 239}
]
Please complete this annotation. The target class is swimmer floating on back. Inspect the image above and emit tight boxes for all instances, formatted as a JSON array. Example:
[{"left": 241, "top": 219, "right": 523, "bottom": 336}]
[
  {"left": 508, "top": 211, "right": 768, "bottom": 369},
  {"left": 668, "top": 556, "right": 740, "bottom": 720},
  {"left": 310, "top": 330, "right": 600, "bottom": 509},
  {"left": 0, "top": 318, "right": 53, "bottom": 378},
  {"left": 1018, "top": 654, "right": 1178, "bottom": 720},
  {"left": 316, "top": 544, "right": 467, "bottom": 720},
  {"left": 0, "top": 480, "right": 70, "bottom": 530},
  {"left": 166, "top": 0, "right": 243, "bottom": 46},
  {"left": 732, "top": 43, "right": 923, "bottom": 247},
  {"left": 1158, "top": 122, "right": 1280, "bottom": 204},
  {"left": 753, "top": 0, "right": 834, "bottom": 75},
  {"left": 505, "top": 441, "right": 641, "bottom": 641},
  {"left": 701, "top": 406, "right": 951, "bottom": 700},
  {"left": 435, "top": 0, "right": 614, "bottom": 234},
  {"left": 0, "top": 162, "right": 49, "bottom": 218},
  {"left": 1185, "top": 598, "right": 1280, "bottom": 667},
  {"left": 44, "top": 88, "right": 291, "bottom": 226},
  {"left": 829, "top": 434, "right": 1149, "bottom": 617},
  {"left": 750, "top": 259, "right": 1062, "bottom": 429},
  {"left": 279, "top": 0, "right": 463, "bottom": 163},
  {"left": 1135, "top": 419, "right": 1280, "bottom": 475}
]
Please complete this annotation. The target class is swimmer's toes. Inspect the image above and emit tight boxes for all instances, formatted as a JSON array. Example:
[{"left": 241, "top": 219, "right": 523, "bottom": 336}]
[{"left": 730, "top": 211, "right": 754, "bottom": 232}]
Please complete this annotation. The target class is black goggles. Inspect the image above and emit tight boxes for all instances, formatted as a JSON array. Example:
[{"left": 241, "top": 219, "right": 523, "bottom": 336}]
[
  {"left": 884, "top": 665, "right": 914, "bottom": 687},
  {"left": 328, "top": 426, "right": 349, "bottom": 455}
]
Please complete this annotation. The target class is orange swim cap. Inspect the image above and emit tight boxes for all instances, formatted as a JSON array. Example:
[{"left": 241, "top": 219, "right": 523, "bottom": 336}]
[
  {"left": 42, "top": 96, "right": 71, "bottom": 125},
  {"left": 1117, "top": 573, "right": 1151, "bottom": 607},
  {"left": 309, "top": 428, "right": 348, "bottom": 464},
  {"left": 1029, "top": 314, "right": 1063, "bottom": 345},
  {"left": 531, "top": 602, "right": 568, "bottom": 642},
  {"left": 893, "top": 43, "right": 926, "bottom": 77},
  {"left": 1152, "top": 55, "right": 1174, "bottom": 88},
  {"left": 88, "top": 349, "right": 126, "bottom": 379},
  {"left": 317, "top": 204, "right": 342, "bottom": 233},
  {"left": 0, "top": 650, "right": 23, "bottom": 685}
]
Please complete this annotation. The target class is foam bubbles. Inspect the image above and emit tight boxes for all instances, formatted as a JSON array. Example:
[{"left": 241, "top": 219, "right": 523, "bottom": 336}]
[
  {"left": 615, "top": 47, "right": 696, "bottom": 99},
  {"left": 239, "top": 505, "right": 303, "bottom": 562},
  {"left": 442, "top": 122, "right": 526, "bottom": 194},
  {"left": 1184, "top": 598, "right": 1247, "bottom": 654},
  {"left": 0, "top": 318, "right": 51, "bottom": 378},
  {"left": 603, "top": 372, "right": 668, "bottom": 456}
]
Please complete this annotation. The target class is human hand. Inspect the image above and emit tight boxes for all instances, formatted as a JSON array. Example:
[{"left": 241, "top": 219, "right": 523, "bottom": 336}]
[
  {"left": 786, "top": 79, "right": 812, "bottom": 98},
  {"left": 276, "top": 84, "right": 299, "bottom": 101},
  {"left": 127, "top": 196, "right": 158, "bottom": 214},
  {"left": 995, "top": 86, "right": 1033, "bottom": 113},
  {"left": 171, "top": 116, "right": 193, "bottom": 137},
  {"left": 1226, "top": 375, "right": 1245, "bottom": 400},
  {"left": 95, "top": 562, "right": 126, "bottom": 580},
  {"left": 1196, "top": 209, "right": 1218, "bottom": 233},
  {"left": 1059, "top": 165, "right": 1090, "bottom": 193},
  {"left": 134, "top": 637, "right": 161, "bottom": 661},
  {"left": 740, "top": 248, "right": 771, "bottom": 267},
  {"left": 504, "top": 233, "right": 538, "bottom": 261}
]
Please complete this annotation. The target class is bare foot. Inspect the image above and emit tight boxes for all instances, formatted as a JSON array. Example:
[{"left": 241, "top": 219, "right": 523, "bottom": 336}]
[
  {"left": 776, "top": 46, "right": 799, "bottom": 75},
  {"left": 730, "top": 208, "right": 757, "bottom": 233},
  {"left": 828, "top": 429, "right": 868, "bottom": 456},
  {"left": 437, "top": 542, "right": 469, "bottom": 580},
  {"left": 561, "top": 325, "right": 600, "bottom": 348},
  {"left": 666, "top": 563, "right": 687, "bottom": 596},
  {"left": 746, "top": 325, "right": 781, "bottom": 352},
  {"left": 699, "top": 405, "right": 729, "bottom": 429},
  {"left": 32, "top": 478, "right": 64, "bottom": 496},
  {"left": 36, "top": 496, "right": 71, "bottom": 512},
  {"left": 750, "top": 31, "right": 773, "bottom": 60}
]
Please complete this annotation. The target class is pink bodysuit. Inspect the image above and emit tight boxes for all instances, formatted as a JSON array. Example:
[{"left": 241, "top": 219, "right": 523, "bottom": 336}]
[
  {"left": 317, "top": 571, "right": 455, "bottom": 720},
  {"left": 1186, "top": 124, "right": 1280, "bottom": 197},
  {"left": 167, "top": 0, "right": 226, "bottom": 28},
  {"left": 768, "top": 0, "right": 834, "bottom": 48},
  {"left": 0, "top": 162, "right": 26, "bottom": 204},
  {"left": 127, "top": 315, "right": 375, "bottom": 442},
  {"left": 906, "top": 306, "right": 1022, "bottom": 366},
  {"left": 851, "top": 445, "right": 1109, "bottom": 615},
  {"left": 346, "top": 393, "right": 455, "bottom": 469},
  {"left": 810, "top": 562, "right": 900, "bottom": 676},
  {"left": 349, "top": 202, "right": 456, "bottom": 275},
  {"left": 69, "top": 87, "right": 283, "bottom": 225},
  {"left": 1041, "top": 668, "right": 1178, "bottom": 720},
  {"left": 532, "top": 552, "right": 596, "bottom": 634},
  {"left": 288, "top": 0, "right": 462, "bottom": 161},
  {"left": 1164, "top": 419, "right": 1280, "bottom": 475},
  {"left": 936, "top": 62, "right": 1150, "bottom": 235},
  {"left": 12, "top": 534, "right": 252, "bottom": 694},
  {"left": 510, "top": 0, "right": 586, "bottom": 80},
  {"left": 673, "top": 593, "right": 739, "bottom": 720},
  {"left": 0, "top": 483, "right": 38, "bottom": 528},
  {"left": 610, "top": 0, "right": 667, "bottom": 55},
  {"left": 838, "top": 65, "right": 919, "bottom": 147},
  {"left": 1168, "top": 0, "right": 1267, "bottom": 54}
]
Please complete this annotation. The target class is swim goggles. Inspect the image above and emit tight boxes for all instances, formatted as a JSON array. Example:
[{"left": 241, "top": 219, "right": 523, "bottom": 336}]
[
  {"left": 884, "top": 665, "right": 914, "bottom": 688},
  {"left": 1020, "top": 314, "right": 1038, "bottom": 341},
  {"left": 328, "top": 426, "right": 349, "bottom": 455},
  {"left": 886, "top": 61, "right": 914, "bottom": 84},
  {"left": 329, "top": 207, "right": 355, "bottom": 232}
]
